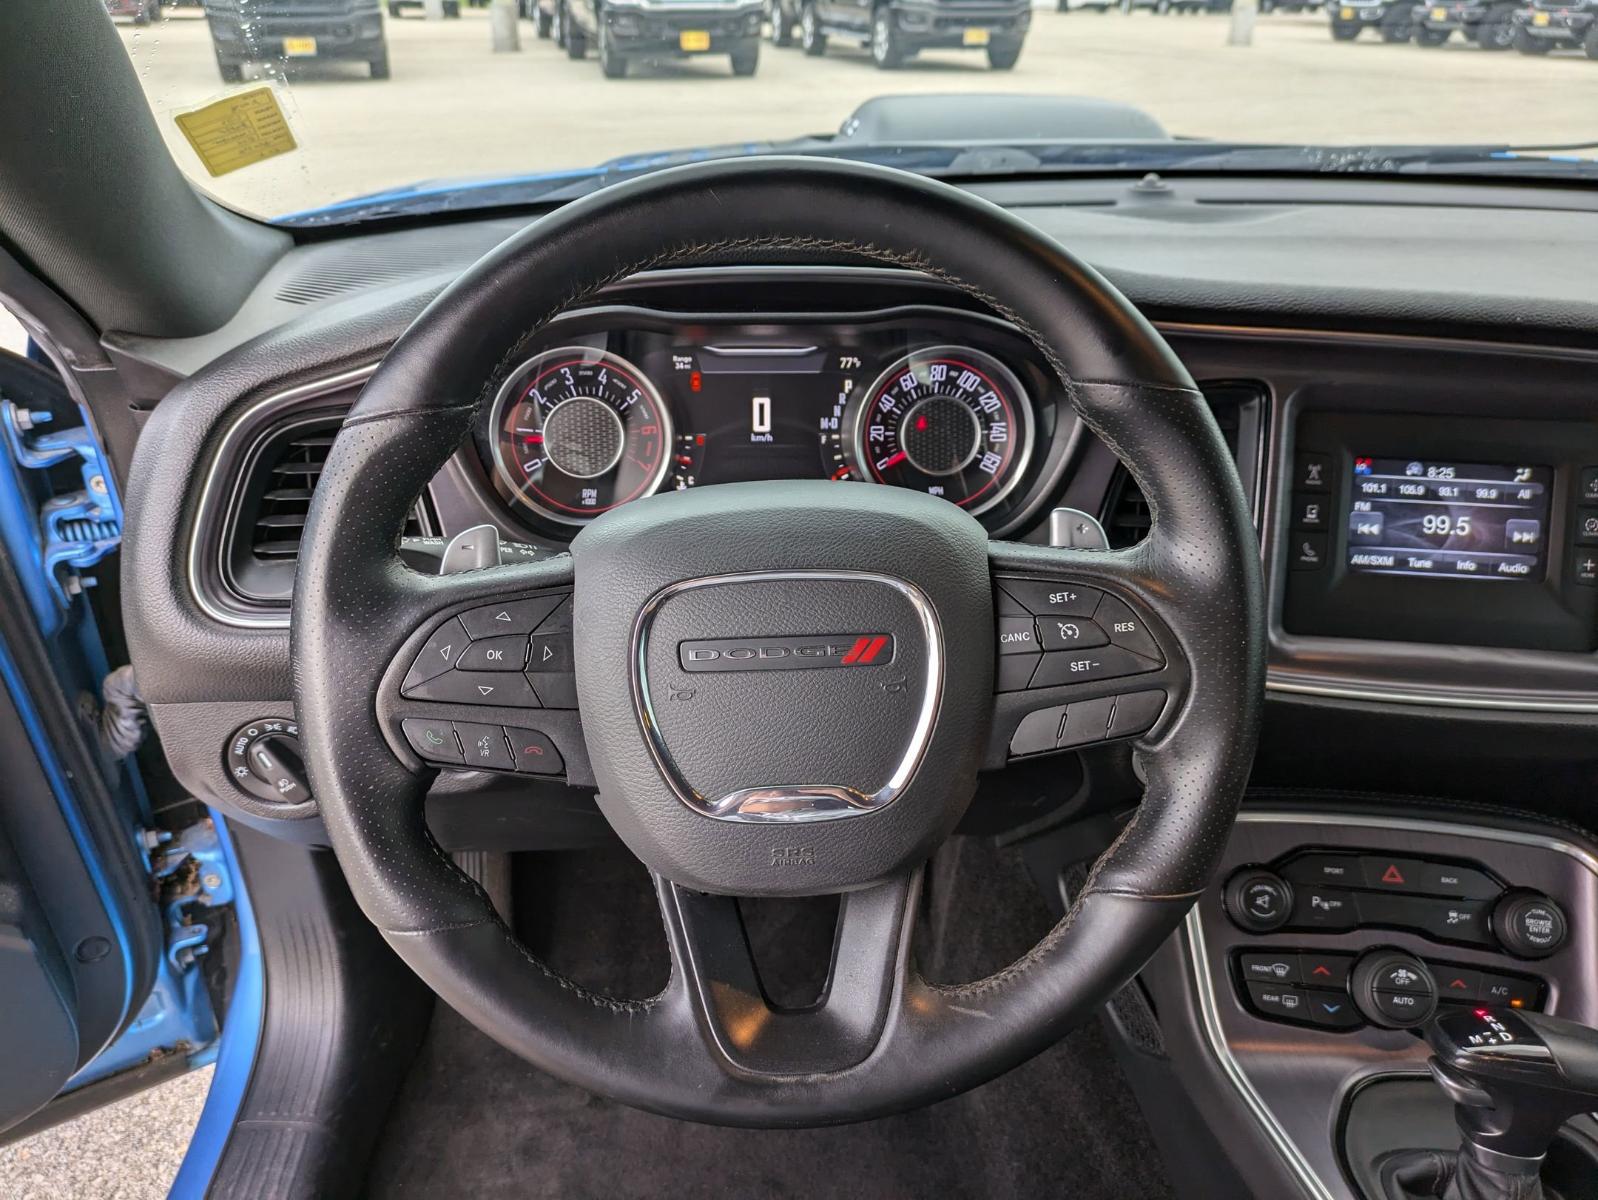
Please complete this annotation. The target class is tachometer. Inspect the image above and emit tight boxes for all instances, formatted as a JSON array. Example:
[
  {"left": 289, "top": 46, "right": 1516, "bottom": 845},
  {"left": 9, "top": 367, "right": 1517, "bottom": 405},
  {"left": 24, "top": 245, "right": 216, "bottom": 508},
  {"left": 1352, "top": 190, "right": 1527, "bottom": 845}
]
[
  {"left": 848, "top": 346, "right": 1033, "bottom": 515},
  {"left": 489, "top": 347, "right": 672, "bottom": 526}
]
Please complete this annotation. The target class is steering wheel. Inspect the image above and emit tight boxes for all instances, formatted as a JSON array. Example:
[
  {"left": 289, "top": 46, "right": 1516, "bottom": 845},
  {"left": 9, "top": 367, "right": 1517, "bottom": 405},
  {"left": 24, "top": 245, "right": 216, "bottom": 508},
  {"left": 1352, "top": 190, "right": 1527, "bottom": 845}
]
[{"left": 293, "top": 157, "right": 1264, "bottom": 1127}]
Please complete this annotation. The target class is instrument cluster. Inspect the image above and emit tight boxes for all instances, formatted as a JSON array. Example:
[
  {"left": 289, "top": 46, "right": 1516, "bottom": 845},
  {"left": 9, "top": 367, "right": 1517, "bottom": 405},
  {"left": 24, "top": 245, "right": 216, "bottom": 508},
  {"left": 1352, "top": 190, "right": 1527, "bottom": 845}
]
[{"left": 478, "top": 306, "right": 1070, "bottom": 537}]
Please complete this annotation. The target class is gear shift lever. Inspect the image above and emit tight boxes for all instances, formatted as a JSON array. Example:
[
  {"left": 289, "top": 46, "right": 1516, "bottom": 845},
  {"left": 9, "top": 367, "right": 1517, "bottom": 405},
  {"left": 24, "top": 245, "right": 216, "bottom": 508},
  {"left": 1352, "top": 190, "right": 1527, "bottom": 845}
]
[{"left": 1381, "top": 1007, "right": 1598, "bottom": 1200}]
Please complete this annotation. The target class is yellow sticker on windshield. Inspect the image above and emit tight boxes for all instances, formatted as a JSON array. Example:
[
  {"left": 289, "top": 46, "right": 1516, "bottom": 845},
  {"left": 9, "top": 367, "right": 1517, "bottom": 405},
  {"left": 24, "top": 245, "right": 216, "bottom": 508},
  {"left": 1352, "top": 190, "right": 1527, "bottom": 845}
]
[{"left": 174, "top": 88, "right": 297, "bottom": 178}]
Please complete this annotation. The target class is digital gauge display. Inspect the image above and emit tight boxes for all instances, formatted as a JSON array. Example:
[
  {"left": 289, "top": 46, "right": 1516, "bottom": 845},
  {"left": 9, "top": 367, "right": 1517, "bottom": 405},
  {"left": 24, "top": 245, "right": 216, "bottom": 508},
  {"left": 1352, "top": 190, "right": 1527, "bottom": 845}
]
[{"left": 1346, "top": 455, "right": 1552, "bottom": 582}]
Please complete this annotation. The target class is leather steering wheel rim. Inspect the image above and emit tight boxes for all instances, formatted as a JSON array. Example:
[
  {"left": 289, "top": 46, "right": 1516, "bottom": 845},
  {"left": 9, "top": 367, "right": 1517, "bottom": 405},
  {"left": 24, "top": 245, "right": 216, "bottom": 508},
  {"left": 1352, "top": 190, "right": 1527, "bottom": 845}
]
[{"left": 293, "top": 157, "right": 1265, "bottom": 1127}]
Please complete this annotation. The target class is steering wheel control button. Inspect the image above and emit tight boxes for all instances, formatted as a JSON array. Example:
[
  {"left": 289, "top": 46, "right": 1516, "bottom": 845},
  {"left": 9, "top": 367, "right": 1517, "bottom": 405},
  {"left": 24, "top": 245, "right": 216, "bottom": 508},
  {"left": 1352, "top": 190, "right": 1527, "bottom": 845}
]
[
  {"left": 1008, "top": 705, "right": 1066, "bottom": 757},
  {"left": 997, "top": 617, "right": 1040, "bottom": 654},
  {"left": 1492, "top": 892, "right": 1568, "bottom": 959},
  {"left": 997, "top": 579, "right": 1102, "bottom": 619},
  {"left": 460, "top": 595, "right": 565, "bottom": 640},
  {"left": 1036, "top": 615, "right": 1110, "bottom": 653},
  {"left": 1056, "top": 696, "right": 1116, "bottom": 749},
  {"left": 1224, "top": 869, "right": 1294, "bottom": 934},
  {"left": 402, "top": 718, "right": 464, "bottom": 764},
  {"left": 526, "top": 671, "right": 578, "bottom": 709},
  {"left": 457, "top": 635, "right": 529, "bottom": 672},
  {"left": 528, "top": 633, "right": 573, "bottom": 673},
  {"left": 453, "top": 722, "right": 515, "bottom": 771},
  {"left": 1107, "top": 689, "right": 1165, "bottom": 739},
  {"left": 1092, "top": 594, "right": 1162, "bottom": 663},
  {"left": 1239, "top": 953, "right": 1301, "bottom": 986},
  {"left": 506, "top": 727, "right": 564, "bottom": 775},
  {"left": 995, "top": 652, "right": 1039, "bottom": 692},
  {"left": 536, "top": 595, "right": 572, "bottom": 633},
  {"left": 1030, "top": 646, "right": 1157, "bottom": 689},
  {"left": 403, "top": 618, "right": 469, "bottom": 690},
  {"left": 226, "top": 718, "right": 311, "bottom": 805},
  {"left": 407, "top": 670, "right": 540, "bottom": 707}
]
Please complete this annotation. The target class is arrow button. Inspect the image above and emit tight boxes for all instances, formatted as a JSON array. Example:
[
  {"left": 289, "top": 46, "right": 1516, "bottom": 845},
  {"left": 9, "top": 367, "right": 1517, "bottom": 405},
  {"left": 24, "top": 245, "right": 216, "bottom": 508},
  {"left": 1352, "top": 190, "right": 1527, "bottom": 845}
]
[{"left": 528, "top": 633, "right": 573, "bottom": 673}]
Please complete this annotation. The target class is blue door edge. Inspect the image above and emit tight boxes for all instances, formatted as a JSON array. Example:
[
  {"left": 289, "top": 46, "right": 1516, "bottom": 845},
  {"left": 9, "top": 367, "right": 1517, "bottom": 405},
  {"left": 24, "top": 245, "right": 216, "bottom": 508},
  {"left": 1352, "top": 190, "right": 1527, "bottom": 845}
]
[{"left": 167, "top": 810, "right": 265, "bottom": 1200}]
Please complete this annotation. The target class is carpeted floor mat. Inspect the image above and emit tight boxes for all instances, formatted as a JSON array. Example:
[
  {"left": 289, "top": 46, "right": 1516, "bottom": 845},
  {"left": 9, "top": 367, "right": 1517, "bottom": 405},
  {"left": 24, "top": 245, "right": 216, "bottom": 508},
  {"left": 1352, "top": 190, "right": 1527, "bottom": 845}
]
[{"left": 366, "top": 837, "right": 1176, "bottom": 1200}]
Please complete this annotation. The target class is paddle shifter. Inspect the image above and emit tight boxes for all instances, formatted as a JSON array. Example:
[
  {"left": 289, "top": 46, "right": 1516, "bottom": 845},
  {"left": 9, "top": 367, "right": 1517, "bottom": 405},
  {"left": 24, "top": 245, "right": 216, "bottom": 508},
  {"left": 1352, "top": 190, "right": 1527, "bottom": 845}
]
[{"left": 1382, "top": 1007, "right": 1598, "bottom": 1200}]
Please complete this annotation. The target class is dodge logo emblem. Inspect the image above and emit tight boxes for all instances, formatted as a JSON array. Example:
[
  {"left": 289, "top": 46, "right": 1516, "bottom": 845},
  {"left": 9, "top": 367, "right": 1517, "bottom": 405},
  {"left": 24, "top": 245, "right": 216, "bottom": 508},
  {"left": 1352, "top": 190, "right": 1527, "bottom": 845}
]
[{"left": 678, "top": 634, "right": 893, "bottom": 673}]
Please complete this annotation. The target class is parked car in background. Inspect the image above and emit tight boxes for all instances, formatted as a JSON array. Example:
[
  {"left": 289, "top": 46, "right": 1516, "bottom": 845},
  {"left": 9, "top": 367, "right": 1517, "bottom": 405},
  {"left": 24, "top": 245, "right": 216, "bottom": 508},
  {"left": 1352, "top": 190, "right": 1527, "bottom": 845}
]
[
  {"left": 1328, "top": 0, "right": 1414, "bottom": 38},
  {"left": 103, "top": 0, "right": 162, "bottom": 23},
  {"left": 1411, "top": 0, "right": 1522, "bottom": 44},
  {"left": 563, "top": 0, "right": 763, "bottom": 76},
  {"left": 521, "top": 0, "right": 558, "bottom": 35},
  {"left": 794, "top": 0, "right": 1029, "bottom": 69},
  {"left": 389, "top": 0, "right": 462, "bottom": 16},
  {"left": 1511, "top": 0, "right": 1598, "bottom": 52},
  {"left": 202, "top": 0, "right": 391, "bottom": 79}
]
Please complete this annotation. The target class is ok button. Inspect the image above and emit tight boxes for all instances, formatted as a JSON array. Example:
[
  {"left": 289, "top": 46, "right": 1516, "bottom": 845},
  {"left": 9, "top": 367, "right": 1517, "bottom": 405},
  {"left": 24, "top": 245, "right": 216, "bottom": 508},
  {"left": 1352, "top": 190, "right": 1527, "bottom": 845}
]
[{"left": 457, "top": 635, "right": 528, "bottom": 672}]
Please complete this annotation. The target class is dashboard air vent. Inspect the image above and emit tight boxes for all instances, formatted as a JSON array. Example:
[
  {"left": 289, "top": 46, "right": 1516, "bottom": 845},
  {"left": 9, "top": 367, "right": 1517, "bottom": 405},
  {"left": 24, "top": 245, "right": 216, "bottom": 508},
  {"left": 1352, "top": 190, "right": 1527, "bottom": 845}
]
[
  {"left": 1101, "top": 381, "right": 1266, "bottom": 549},
  {"left": 225, "top": 412, "right": 436, "bottom": 606}
]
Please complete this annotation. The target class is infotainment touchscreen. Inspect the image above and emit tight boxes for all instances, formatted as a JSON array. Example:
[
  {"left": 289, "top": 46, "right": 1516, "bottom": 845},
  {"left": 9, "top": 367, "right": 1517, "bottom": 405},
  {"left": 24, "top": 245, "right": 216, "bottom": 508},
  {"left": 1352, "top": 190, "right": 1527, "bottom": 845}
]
[{"left": 1345, "top": 456, "right": 1552, "bottom": 582}]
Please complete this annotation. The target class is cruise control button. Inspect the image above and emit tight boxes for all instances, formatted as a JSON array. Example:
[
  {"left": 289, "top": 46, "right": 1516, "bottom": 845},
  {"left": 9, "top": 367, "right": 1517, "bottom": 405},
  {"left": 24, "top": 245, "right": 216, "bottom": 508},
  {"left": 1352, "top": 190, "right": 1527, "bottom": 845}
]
[
  {"left": 1093, "top": 594, "right": 1162, "bottom": 663},
  {"left": 1107, "top": 690, "right": 1165, "bottom": 738},
  {"left": 406, "top": 670, "right": 540, "bottom": 707},
  {"left": 1009, "top": 706, "right": 1066, "bottom": 757},
  {"left": 526, "top": 671, "right": 578, "bottom": 709},
  {"left": 1298, "top": 952, "right": 1353, "bottom": 989},
  {"left": 457, "top": 635, "right": 528, "bottom": 672},
  {"left": 1030, "top": 646, "right": 1158, "bottom": 689},
  {"left": 1036, "top": 616, "right": 1110, "bottom": 653},
  {"left": 401, "top": 718, "right": 463, "bottom": 764},
  {"left": 506, "top": 727, "right": 565, "bottom": 775},
  {"left": 1057, "top": 696, "right": 1116, "bottom": 749},
  {"left": 453, "top": 722, "right": 515, "bottom": 771},
  {"left": 460, "top": 595, "right": 564, "bottom": 640},
  {"left": 1246, "top": 983, "right": 1310, "bottom": 1023},
  {"left": 402, "top": 618, "right": 469, "bottom": 691},
  {"left": 996, "top": 653, "right": 1039, "bottom": 692},
  {"left": 1239, "top": 953, "right": 1300, "bottom": 985},
  {"left": 528, "top": 633, "right": 573, "bottom": 673},
  {"left": 997, "top": 579, "right": 1102, "bottom": 618},
  {"left": 997, "top": 617, "right": 1040, "bottom": 655}
]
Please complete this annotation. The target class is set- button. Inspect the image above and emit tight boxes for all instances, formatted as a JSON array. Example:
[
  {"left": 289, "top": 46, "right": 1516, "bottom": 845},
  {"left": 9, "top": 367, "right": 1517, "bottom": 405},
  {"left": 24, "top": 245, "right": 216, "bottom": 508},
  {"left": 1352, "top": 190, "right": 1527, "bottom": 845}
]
[
  {"left": 994, "top": 578, "right": 1164, "bottom": 692},
  {"left": 400, "top": 591, "right": 577, "bottom": 709}
]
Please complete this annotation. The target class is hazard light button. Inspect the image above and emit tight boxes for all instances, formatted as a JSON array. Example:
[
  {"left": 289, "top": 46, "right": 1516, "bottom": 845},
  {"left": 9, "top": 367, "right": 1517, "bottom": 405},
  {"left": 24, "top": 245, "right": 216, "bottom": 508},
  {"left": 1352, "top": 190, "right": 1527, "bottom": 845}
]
[{"left": 1358, "top": 856, "right": 1429, "bottom": 893}]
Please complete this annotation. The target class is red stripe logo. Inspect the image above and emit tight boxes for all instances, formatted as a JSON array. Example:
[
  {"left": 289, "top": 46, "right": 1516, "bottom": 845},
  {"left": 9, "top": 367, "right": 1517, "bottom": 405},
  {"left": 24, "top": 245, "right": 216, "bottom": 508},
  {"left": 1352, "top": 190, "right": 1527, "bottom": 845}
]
[{"left": 842, "top": 635, "right": 889, "bottom": 665}]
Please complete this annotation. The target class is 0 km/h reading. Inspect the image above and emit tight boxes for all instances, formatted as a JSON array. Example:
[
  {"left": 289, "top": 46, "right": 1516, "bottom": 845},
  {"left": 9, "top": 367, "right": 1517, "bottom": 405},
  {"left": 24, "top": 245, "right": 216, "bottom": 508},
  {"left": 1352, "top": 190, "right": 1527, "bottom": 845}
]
[{"left": 847, "top": 346, "right": 1033, "bottom": 516}]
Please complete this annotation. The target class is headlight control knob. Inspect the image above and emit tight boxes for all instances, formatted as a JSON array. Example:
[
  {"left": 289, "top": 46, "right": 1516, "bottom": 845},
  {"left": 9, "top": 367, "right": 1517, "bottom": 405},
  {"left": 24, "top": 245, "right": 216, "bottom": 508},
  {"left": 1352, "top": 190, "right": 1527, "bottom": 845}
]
[{"left": 226, "top": 718, "right": 312, "bottom": 806}]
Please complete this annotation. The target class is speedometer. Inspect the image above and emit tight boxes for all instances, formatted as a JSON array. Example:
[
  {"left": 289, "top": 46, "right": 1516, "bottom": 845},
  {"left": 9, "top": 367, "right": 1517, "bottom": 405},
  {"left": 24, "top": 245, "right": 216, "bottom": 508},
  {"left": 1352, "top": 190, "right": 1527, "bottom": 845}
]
[
  {"left": 848, "top": 346, "right": 1033, "bottom": 516},
  {"left": 488, "top": 347, "right": 672, "bottom": 526}
]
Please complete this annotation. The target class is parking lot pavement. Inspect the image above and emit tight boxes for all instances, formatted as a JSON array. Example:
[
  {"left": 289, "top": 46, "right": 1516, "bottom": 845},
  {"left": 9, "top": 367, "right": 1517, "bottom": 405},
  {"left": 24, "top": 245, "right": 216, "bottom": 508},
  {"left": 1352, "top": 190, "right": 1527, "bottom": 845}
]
[
  {"left": 0, "top": 1065, "right": 213, "bottom": 1200},
  {"left": 120, "top": 7, "right": 1596, "bottom": 218}
]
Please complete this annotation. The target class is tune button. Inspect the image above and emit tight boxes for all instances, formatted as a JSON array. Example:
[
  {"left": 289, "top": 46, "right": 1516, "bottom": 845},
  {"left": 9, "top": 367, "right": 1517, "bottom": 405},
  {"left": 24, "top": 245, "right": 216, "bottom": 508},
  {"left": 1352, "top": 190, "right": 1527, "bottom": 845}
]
[{"left": 1493, "top": 891, "right": 1568, "bottom": 959}]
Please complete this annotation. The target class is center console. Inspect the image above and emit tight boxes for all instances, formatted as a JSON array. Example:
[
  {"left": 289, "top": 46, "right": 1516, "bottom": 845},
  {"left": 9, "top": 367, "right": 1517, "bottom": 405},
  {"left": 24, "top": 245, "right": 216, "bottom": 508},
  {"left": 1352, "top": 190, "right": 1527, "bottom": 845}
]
[{"left": 1143, "top": 805, "right": 1598, "bottom": 1200}]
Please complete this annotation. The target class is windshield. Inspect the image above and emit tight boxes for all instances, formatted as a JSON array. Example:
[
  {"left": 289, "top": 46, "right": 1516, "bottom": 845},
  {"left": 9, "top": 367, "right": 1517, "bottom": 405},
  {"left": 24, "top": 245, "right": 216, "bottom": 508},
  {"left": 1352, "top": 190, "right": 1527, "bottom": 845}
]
[{"left": 114, "top": 0, "right": 1596, "bottom": 223}]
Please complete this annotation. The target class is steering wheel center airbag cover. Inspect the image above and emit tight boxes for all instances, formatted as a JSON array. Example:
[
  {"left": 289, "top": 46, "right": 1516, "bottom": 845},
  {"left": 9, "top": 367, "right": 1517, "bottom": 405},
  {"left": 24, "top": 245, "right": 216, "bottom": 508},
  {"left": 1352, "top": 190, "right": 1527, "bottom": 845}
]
[
  {"left": 572, "top": 479, "right": 991, "bottom": 895},
  {"left": 633, "top": 570, "right": 940, "bottom": 824}
]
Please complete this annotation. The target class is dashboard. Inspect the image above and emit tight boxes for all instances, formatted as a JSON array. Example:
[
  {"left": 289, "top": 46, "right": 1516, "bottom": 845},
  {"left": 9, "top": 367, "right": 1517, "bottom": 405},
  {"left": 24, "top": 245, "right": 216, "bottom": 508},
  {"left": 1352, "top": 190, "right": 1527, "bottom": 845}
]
[{"left": 472, "top": 306, "right": 1069, "bottom": 538}]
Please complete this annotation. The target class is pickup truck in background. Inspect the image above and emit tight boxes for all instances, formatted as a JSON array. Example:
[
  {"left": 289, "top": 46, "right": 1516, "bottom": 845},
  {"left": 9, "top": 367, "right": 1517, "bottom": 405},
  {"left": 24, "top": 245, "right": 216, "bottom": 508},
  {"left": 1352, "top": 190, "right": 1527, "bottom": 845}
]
[
  {"left": 562, "top": 0, "right": 764, "bottom": 76},
  {"left": 202, "top": 0, "right": 392, "bottom": 79},
  {"left": 779, "top": 0, "right": 1030, "bottom": 69},
  {"left": 1510, "top": 0, "right": 1598, "bottom": 53}
]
